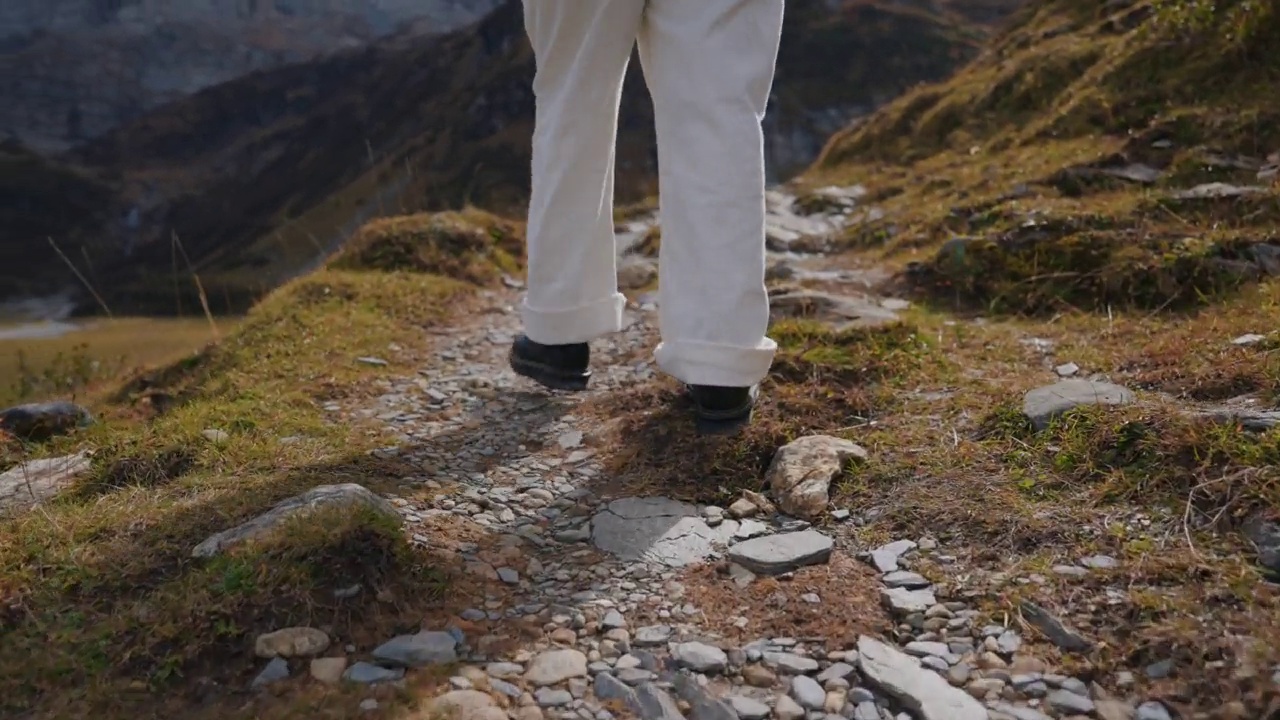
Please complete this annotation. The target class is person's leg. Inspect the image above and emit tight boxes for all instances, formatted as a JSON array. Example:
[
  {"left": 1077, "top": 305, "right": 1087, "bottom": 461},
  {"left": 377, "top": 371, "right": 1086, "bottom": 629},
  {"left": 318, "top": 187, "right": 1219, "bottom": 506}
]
[
  {"left": 512, "top": 0, "right": 645, "bottom": 391},
  {"left": 636, "top": 0, "right": 785, "bottom": 430}
]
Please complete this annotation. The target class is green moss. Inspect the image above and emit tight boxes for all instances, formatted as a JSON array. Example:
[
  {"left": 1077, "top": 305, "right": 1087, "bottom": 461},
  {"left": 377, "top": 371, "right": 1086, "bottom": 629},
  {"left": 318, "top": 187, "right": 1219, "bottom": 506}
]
[{"left": 329, "top": 209, "right": 524, "bottom": 284}]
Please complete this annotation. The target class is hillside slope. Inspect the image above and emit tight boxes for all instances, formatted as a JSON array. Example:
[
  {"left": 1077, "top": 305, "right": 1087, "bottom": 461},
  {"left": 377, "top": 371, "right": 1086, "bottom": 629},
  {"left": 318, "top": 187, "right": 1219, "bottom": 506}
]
[
  {"left": 807, "top": 0, "right": 1279, "bottom": 313},
  {"left": 3, "top": 0, "right": 1021, "bottom": 316}
]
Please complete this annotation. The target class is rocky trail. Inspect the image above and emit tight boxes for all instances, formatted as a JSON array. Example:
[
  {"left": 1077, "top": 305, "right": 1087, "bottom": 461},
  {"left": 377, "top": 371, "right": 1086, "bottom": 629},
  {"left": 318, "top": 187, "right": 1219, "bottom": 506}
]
[{"left": 3, "top": 184, "right": 1277, "bottom": 720}]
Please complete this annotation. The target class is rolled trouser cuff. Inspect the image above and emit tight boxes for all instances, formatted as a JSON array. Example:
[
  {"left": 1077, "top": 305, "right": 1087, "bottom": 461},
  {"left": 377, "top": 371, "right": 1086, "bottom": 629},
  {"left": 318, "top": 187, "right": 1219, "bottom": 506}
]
[
  {"left": 521, "top": 293, "right": 626, "bottom": 345},
  {"left": 654, "top": 337, "right": 777, "bottom": 387}
]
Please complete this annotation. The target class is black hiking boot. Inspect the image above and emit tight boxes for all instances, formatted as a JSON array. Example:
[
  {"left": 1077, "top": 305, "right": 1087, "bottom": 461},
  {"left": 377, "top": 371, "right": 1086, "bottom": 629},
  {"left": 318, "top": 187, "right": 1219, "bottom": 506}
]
[
  {"left": 509, "top": 334, "right": 591, "bottom": 392},
  {"left": 687, "top": 384, "right": 758, "bottom": 436}
]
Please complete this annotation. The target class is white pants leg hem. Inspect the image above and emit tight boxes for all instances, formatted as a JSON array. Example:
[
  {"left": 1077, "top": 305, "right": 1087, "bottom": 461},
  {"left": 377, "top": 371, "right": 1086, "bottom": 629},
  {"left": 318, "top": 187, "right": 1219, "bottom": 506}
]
[
  {"left": 654, "top": 338, "right": 777, "bottom": 387},
  {"left": 521, "top": 293, "right": 627, "bottom": 345}
]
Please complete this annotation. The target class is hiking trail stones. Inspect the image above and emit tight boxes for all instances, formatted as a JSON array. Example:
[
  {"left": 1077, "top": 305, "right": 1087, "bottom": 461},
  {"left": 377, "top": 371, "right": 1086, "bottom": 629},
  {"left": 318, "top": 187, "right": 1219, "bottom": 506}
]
[
  {"left": 726, "top": 530, "right": 834, "bottom": 575},
  {"left": 765, "top": 434, "right": 868, "bottom": 518},
  {"left": 190, "top": 483, "right": 400, "bottom": 558},
  {"left": 1022, "top": 379, "right": 1135, "bottom": 430},
  {"left": 372, "top": 630, "right": 458, "bottom": 667}
]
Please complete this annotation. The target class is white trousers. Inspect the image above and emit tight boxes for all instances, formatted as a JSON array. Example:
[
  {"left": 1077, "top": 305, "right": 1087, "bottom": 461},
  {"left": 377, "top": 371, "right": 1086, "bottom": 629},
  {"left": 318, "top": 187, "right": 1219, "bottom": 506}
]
[{"left": 520, "top": 0, "right": 783, "bottom": 387}]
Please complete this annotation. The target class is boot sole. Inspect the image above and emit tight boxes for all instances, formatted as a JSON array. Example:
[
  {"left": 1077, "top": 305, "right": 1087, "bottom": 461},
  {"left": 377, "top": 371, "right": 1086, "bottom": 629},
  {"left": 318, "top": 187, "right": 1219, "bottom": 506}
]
[
  {"left": 509, "top": 351, "right": 591, "bottom": 392},
  {"left": 689, "top": 385, "right": 758, "bottom": 436}
]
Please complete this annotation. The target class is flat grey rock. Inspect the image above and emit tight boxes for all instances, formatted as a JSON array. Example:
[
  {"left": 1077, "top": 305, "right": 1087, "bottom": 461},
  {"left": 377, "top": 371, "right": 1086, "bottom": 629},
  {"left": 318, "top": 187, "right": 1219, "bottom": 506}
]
[
  {"left": 727, "top": 530, "right": 833, "bottom": 575},
  {"left": 372, "top": 630, "right": 457, "bottom": 667},
  {"left": 0, "top": 401, "right": 92, "bottom": 440},
  {"left": 192, "top": 483, "right": 401, "bottom": 558},
  {"left": 1046, "top": 689, "right": 1095, "bottom": 715},
  {"left": 869, "top": 540, "right": 916, "bottom": 572},
  {"left": 634, "top": 624, "right": 673, "bottom": 646},
  {"left": 343, "top": 661, "right": 404, "bottom": 684},
  {"left": 856, "top": 636, "right": 986, "bottom": 720},
  {"left": 1136, "top": 701, "right": 1174, "bottom": 720},
  {"left": 0, "top": 451, "right": 92, "bottom": 512},
  {"left": 882, "top": 570, "right": 930, "bottom": 589},
  {"left": 1022, "top": 380, "right": 1134, "bottom": 430},
  {"left": 591, "top": 496, "right": 735, "bottom": 567},
  {"left": 881, "top": 587, "right": 936, "bottom": 615}
]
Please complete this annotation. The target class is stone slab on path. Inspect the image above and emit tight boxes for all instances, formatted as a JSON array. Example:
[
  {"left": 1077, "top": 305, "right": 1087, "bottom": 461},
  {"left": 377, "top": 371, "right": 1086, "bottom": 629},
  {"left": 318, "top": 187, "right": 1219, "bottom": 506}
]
[
  {"left": 727, "top": 530, "right": 834, "bottom": 576},
  {"left": 856, "top": 635, "right": 987, "bottom": 720},
  {"left": 1023, "top": 379, "right": 1135, "bottom": 430},
  {"left": 591, "top": 496, "right": 736, "bottom": 567}
]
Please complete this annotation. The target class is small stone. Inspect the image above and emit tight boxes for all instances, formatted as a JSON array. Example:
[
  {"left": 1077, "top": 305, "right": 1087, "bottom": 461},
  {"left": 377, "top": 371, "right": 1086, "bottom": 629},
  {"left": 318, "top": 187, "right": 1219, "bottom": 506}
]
[
  {"left": 729, "top": 498, "right": 760, "bottom": 518},
  {"left": 487, "top": 662, "right": 524, "bottom": 678},
  {"left": 1047, "top": 689, "right": 1095, "bottom": 715},
  {"left": 429, "top": 690, "right": 507, "bottom": 720},
  {"left": 1144, "top": 659, "right": 1174, "bottom": 679},
  {"left": 602, "top": 610, "right": 627, "bottom": 630},
  {"left": 202, "top": 428, "right": 230, "bottom": 445},
  {"left": 817, "top": 663, "right": 855, "bottom": 684},
  {"left": 634, "top": 625, "right": 673, "bottom": 646},
  {"left": 1022, "top": 380, "right": 1134, "bottom": 431},
  {"left": 1136, "top": 701, "right": 1174, "bottom": 720},
  {"left": 763, "top": 651, "right": 819, "bottom": 674},
  {"left": 1055, "top": 363, "right": 1080, "bottom": 377},
  {"left": 309, "top": 657, "right": 347, "bottom": 684},
  {"left": 255, "top": 627, "right": 331, "bottom": 658},
  {"left": 535, "top": 688, "right": 574, "bottom": 707},
  {"left": 372, "top": 631, "right": 457, "bottom": 667},
  {"left": 728, "top": 696, "right": 771, "bottom": 720},
  {"left": 882, "top": 571, "right": 930, "bottom": 589},
  {"left": 774, "top": 694, "right": 806, "bottom": 720},
  {"left": 550, "top": 627, "right": 577, "bottom": 645},
  {"left": 359, "top": 699, "right": 378, "bottom": 712},
  {"left": 343, "top": 661, "right": 404, "bottom": 684},
  {"left": 856, "top": 635, "right": 986, "bottom": 720},
  {"left": 673, "top": 642, "right": 729, "bottom": 674},
  {"left": 1019, "top": 601, "right": 1094, "bottom": 652},
  {"left": 1233, "top": 333, "right": 1267, "bottom": 346},
  {"left": 742, "top": 664, "right": 778, "bottom": 687},
  {"left": 251, "top": 657, "right": 290, "bottom": 688},
  {"left": 524, "top": 649, "right": 588, "bottom": 686},
  {"left": 1080, "top": 554, "right": 1118, "bottom": 569},
  {"left": 595, "top": 672, "right": 636, "bottom": 702},
  {"left": 869, "top": 540, "right": 916, "bottom": 573},
  {"left": 880, "top": 587, "right": 936, "bottom": 615},
  {"left": 996, "top": 631, "right": 1022, "bottom": 655},
  {"left": 727, "top": 530, "right": 834, "bottom": 575},
  {"left": 498, "top": 567, "right": 520, "bottom": 584},
  {"left": 790, "top": 675, "right": 826, "bottom": 709}
]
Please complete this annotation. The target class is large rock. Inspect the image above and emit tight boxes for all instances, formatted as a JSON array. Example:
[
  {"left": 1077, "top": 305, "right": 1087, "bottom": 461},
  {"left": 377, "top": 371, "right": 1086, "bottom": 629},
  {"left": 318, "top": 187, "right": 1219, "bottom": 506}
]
[
  {"left": 766, "top": 435, "right": 868, "bottom": 518},
  {"left": 727, "top": 530, "right": 833, "bottom": 576},
  {"left": 1022, "top": 379, "right": 1134, "bottom": 430},
  {"left": 591, "top": 497, "right": 734, "bottom": 567},
  {"left": 856, "top": 636, "right": 986, "bottom": 720},
  {"left": 0, "top": 401, "right": 93, "bottom": 441},
  {"left": 191, "top": 483, "right": 400, "bottom": 558}
]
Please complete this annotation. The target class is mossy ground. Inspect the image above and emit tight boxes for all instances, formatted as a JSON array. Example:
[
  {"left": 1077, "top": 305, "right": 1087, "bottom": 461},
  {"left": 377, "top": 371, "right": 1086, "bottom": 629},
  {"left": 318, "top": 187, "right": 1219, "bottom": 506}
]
[{"left": 0, "top": 212, "right": 526, "bottom": 719}]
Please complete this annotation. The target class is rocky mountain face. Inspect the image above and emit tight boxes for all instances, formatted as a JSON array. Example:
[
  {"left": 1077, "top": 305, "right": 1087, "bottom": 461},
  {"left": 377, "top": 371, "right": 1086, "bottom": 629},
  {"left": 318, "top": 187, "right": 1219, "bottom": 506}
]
[
  {"left": 2, "top": 0, "right": 1024, "bottom": 315},
  {"left": 0, "top": 0, "right": 501, "bottom": 152}
]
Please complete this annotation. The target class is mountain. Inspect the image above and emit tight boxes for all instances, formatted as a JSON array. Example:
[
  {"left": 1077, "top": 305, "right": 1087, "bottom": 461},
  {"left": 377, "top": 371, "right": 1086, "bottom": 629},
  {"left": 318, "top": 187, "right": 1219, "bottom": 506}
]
[
  {"left": 2, "top": 0, "right": 1024, "bottom": 316},
  {"left": 0, "top": 0, "right": 502, "bottom": 153}
]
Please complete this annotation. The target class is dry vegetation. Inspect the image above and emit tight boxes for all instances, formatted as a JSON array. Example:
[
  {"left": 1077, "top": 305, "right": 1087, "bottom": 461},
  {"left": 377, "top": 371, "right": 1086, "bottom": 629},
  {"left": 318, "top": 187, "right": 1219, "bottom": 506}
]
[
  {"left": 589, "top": 0, "right": 1280, "bottom": 714},
  {"left": 0, "top": 213, "right": 525, "bottom": 719}
]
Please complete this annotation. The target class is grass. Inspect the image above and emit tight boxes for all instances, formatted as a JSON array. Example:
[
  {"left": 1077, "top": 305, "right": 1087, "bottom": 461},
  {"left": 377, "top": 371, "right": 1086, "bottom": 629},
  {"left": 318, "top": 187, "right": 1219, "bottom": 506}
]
[
  {"left": 0, "top": 317, "right": 223, "bottom": 407},
  {"left": 0, "top": 212, "right": 525, "bottom": 719},
  {"left": 583, "top": 1, "right": 1280, "bottom": 713}
]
